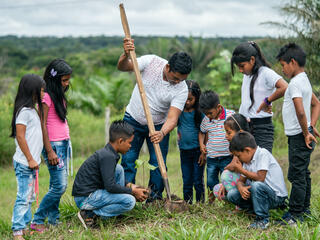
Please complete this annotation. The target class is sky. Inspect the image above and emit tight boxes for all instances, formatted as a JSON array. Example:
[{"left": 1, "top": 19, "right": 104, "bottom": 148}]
[{"left": 0, "top": 0, "right": 285, "bottom": 37}]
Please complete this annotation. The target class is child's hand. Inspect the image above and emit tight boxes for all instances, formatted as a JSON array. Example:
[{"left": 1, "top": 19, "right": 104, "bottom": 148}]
[
  {"left": 198, "top": 153, "right": 206, "bottom": 166},
  {"left": 239, "top": 185, "right": 251, "bottom": 200},
  {"left": 305, "top": 132, "right": 317, "bottom": 149},
  {"left": 217, "top": 185, "right": 226, "bottom": 201},
  {"left": 48, "top": 151, "right": 59, "bottom": 166},
  {"left": 131, "top": 184, "right": 149, "bottom": 202},
  {"left": 257, "top": 101, "right": 272, "bottom": 114},
  {"left": 28, "top": 159, "right": 39, "bottom": 169},
  {"left": 200, "top": 144, "right": 207, "bottom": 155},
  {"left": 233, "top": 158, "right": 243, "bottom": 173}
]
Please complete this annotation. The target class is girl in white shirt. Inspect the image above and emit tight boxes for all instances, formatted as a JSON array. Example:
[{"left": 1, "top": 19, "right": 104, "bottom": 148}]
[
  {"left": 10, "top": 74, "right": 45, "bottom": 240},
  {"left": 230, "top": 41, "right": 288, "bottom": 153}
]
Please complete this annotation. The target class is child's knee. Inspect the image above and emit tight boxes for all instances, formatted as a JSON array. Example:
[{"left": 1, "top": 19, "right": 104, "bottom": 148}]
[{"left": 123, "top": 195, "right": 136, "bottom": 211}]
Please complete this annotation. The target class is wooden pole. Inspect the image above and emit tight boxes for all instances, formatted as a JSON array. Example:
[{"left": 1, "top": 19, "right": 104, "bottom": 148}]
[{"left": 119, "top": 3, "right": 171, "bottom": 201}]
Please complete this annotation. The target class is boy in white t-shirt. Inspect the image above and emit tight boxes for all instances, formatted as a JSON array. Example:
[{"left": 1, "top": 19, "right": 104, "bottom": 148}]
[
  {"left": 117, "top": 38, "right": 192, "bottom": 201},
  {"left": 227, "top": 132, "right": 288, "bottom": 230},
  {"left": 276, "top": 43, "right": 320, "bottom": 225}
]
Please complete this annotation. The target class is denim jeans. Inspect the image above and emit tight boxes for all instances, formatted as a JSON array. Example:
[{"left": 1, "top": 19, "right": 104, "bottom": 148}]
[
  {"left": 121, "top": 113, "right": 170, "bottom": 200},
  {"left": 12, "top": 161, "right": 36, "bottom": 233},
  {"left": 227, "top": 181, "right": 286, "bottom": 219},
  {"left": 32, "top": 140, "right": 69, "bottom": 225},
  {"left": 74, "top": 164, "right": 136, "bottom": 218},
  {"left": 180, "top": 148, "right": 205, "bottom": 203},
  {"left": 206, "top": 155, "right": 232, "bottom": 191},
  {"left": 288, "top": 129, "right": 315, "bottom": 215}
]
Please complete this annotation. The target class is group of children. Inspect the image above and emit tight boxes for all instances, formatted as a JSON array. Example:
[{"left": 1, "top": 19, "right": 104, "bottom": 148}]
[
  {"left": 10, "top": 41, "right": 320, "bottom": 238},
  {"left": 176, "top": 42, "right": 320, "bottom": 229}
]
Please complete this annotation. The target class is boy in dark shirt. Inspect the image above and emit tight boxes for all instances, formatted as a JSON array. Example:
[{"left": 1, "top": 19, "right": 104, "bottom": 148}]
[{"left": 72, "top": 120, "right": 149, "bottom": 229}]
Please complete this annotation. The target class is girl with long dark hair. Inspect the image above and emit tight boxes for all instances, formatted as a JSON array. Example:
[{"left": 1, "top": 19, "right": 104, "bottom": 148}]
[
  {"left": 177, "top": 80, "right": 205, "bottom": 203},
  {"left": 231, "top": 41, "right": 288, "bottom": 153},
  {"left": 11, "top": 74, "right": 45, "bottom": 240},
  {"left": 31, "top": 59, "right": 72, "bottom": 231}
]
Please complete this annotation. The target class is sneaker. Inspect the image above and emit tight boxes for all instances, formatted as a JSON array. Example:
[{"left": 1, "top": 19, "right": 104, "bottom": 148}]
[
  {"left": 248, "top": 218, "right": 270, "bottom": 230},
  {"left": 278, "top": 211, "right": 302, "bottom": 227},
  {"left": 13, "top": 230, "right": 25, "bottom": 240},
  {"left": 77, "top": 210, "right": 98, "bottom": 230}
]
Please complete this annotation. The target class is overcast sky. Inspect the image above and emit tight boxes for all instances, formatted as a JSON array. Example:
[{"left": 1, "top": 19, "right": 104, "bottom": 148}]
[{"left": 0, "top": 0, "right": 285, "bottom": 37}]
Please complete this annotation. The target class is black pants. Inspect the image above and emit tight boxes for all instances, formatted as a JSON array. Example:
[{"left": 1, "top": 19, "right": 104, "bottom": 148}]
[
  {"left": 288, "top": 130, "right": 314, "bottom": 214},
  {"left": 250, "top": 117, "right": 274, "bottom": 153}
]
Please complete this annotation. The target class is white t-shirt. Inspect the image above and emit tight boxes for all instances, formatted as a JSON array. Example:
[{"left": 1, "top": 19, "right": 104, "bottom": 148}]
[
  {"left": 239, "top": 66, "right": 282, "bottom": 119},
  {"left": 126, "top": 55, "right": 188, "bottom": 125},
  {"left": 13, "top": 107, "right": 43, "bottom": 166},
  {"left": 282, "top": 72, "right": 312, "bottom": 136},
  {"left": 242, "top": 146, "right": 288, "bottom": 197}
]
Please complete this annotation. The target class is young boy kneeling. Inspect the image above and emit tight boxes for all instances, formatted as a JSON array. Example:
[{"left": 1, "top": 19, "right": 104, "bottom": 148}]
[
  {"left": 227, "top": 132, "right": 288, "bottom": 229},
  {"left": 72, "top": 120, "right": 149, "bottom": 229}
]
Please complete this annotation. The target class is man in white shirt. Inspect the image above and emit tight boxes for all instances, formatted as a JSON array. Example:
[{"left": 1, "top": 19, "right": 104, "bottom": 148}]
[
  {"left": 227, "top": 132, "right": 288, "bottom": 230},
  {"left": 117, "top": 38, "right": 192, "bottom": 201}
]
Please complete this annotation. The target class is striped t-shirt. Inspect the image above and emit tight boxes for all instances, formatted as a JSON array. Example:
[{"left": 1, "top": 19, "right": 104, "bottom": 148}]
[{"left": 200, "top": 107, "right": 235, "bottom": 158}]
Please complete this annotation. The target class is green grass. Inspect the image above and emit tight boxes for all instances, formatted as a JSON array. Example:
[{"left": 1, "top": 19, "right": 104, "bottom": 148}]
[{"left": 1, "top": 149, "right": 320, "bottom": 239}]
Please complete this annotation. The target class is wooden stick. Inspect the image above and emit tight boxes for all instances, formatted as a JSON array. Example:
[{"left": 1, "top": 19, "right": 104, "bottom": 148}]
[{"left": 119, "top": 3, "right": 171, "bottom": 201}]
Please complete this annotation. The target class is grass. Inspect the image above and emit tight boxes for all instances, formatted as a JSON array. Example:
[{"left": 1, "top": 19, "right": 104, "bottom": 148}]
[{"left": 1, "top": 148, "right": 320, "bottom": 239}]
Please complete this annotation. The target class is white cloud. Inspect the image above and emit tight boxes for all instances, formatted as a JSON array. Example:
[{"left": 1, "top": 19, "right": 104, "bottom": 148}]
[{"left": 0, "top": 0, "right": 284, "bottom": 37}]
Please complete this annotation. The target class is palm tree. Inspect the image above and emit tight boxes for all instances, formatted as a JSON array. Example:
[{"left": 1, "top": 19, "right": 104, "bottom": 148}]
[{"left": 263, "top": 0, "right": 320, "bottom": 90}]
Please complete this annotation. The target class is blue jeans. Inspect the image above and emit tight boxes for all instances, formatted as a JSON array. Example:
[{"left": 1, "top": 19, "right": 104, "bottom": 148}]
[
  {"left": 32, "top": 140, "right": 69, "bottom": 225},
  {"left": 74, "top": 165, "right": 136, "bottom": 218},
  {"left": 207, "top": 155, "right": 232, "bottom": 191},
  {"left": 227, "top": 181, "right": 286, "bottom": 219},
  {"left": 180, "top": 148, "right": 205, "bottom": 203},
  {"left": 121, "top": 113, "right": 170, "bottom": 200},
  {"left": 12, "top": 161, "right": 36, "bottom": 233}
]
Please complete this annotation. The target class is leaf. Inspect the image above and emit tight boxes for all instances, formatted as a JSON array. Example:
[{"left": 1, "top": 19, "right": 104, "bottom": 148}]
[
  {"left": 147, "top": 163, "right": 158, "bottom": 171},
  {"left": 135, "top": 159, "right": 144, "bottom": 169}
]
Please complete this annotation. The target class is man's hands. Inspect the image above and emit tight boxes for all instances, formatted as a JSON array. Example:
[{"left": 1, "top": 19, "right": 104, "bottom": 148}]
[
  {"left": 256, "top": 100, "right": 272, "bottom": 114},
  {"left": 129, "top": 184, "right": 149, "bottom": 202},
  {"left": 304, "top": 132, "right": 317, "bottom": 149},
  {"left": 123, "top": 38, "right": 135, "bottom": 56},
  {"left": 150, "top": 131, "right": 164, "bottom": 144},
  {"left": 28, "top": 158, "right": 39, "bottom": 169}
]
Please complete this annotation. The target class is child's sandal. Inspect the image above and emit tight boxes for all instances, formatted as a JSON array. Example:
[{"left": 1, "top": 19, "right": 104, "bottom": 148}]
[{"left": 30, "top": 223, "right": 47, "bottom": 233}]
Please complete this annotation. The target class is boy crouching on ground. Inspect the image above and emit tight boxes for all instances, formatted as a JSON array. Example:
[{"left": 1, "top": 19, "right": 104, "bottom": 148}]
[
  {"left": 72, "top": 120, "right": 149, "bottom": 229},
  {"left": 227, "top": 132, "right": 288, "bottom": 230}
]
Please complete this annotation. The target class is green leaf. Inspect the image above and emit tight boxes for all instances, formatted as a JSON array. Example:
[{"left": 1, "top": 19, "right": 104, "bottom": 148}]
[
  {"left": 135, "top": 159, "right": 144, "bottom": 169},
  {"left": 147, "top": 163, "right": 158, "bottom": 171}
]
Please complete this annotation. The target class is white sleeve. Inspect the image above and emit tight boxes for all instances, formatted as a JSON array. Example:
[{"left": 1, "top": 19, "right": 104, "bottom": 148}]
[
  {"left": 264, "top": 68, "right": 282, "bottom": 90},
  {"left": 137, "top": 55, "right": 155, "bottom": 71},
  {"left": 15, "top": 108, "right": 30, "bottom": 126},
  {"left": 255, "top": 151, "right": 270, "bottom": 171},
  {"left": 288, "top": 81, "right": 302, "bottom": 99},
  {"left": 170, "top": 84, "right": 188, "bottom": 111}
]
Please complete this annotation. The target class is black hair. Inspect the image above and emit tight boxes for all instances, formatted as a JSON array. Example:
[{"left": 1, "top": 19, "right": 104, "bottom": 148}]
[
  {"left": 185, "top": 80, "right": 202, "bottom": 129},
  {"left": 276, "top": 43, "right": 306, "bottom": 67},
  {"left": 10, "top": 74, "right": 46, "bottom": 137},
  {"left": 224, "top": 113, "right": 250, "bottom": 132},
  {"left": 231, "top": 41, "right": 270, "bottom": 110},
  {"left": 229, "top": 131, "right": 257, "bottom": 152},
  {"left": 109, "top": 120, "right": 134, "bottom": 143},
  {"left": 199, "top": 90, "right": 220, "bottom": 112},
  {"left": 168, "top": 52, "right": 192, "bottom": 75},
  {"left": 43, "top": 59, "right": 72, "bottom": 122}
]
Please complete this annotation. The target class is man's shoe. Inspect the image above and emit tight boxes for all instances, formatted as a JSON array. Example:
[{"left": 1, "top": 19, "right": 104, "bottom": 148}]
[
  {"left": 248, "top": 218, "right": 269, "bottom": 230},
  {"left": 78, "top": 210, "right": 98, "bottom": 230},
  {"left": 278, "top": 211, "right": 302, "bottom": 227}
]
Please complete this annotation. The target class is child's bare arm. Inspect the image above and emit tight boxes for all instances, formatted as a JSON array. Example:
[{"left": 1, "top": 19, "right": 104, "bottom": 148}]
[
  {"left": 198, "top": 132, "right": 207, "bottom": 154},
  {"left": 293, "top": 97, "right": 317, "bottom": 148},
  {"left": 233, "top": 159, "right": 267, "bottom": 182},
  {"left": 311, "top": 93, "right": 320, "bottom": 137}
]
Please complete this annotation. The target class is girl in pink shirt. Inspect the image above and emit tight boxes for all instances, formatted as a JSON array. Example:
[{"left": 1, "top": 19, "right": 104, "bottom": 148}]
[{"left": 31, "top": 59, "right": 72, "bottom": 231}]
